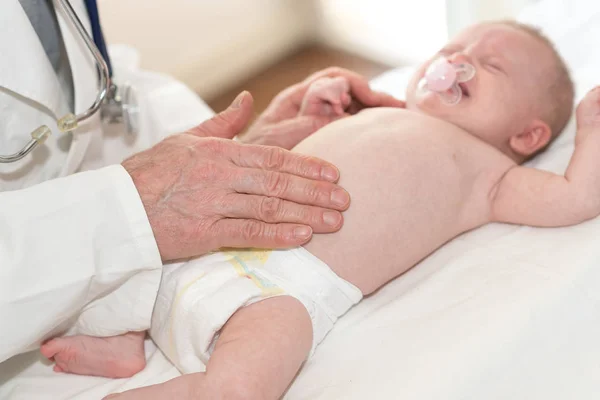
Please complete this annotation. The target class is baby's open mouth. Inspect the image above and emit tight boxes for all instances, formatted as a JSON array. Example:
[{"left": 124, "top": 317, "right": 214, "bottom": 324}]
[{"left": 459, "top": 82, "right": 470, "bottom": 97}]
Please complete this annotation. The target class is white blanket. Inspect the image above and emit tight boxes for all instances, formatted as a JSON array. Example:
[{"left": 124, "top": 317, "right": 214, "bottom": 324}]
[{"left": 2, "top": 0, "right": 600, "bottom": 398}]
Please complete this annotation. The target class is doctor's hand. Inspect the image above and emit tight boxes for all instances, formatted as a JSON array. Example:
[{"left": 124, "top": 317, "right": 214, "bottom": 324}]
[
  {"left": 240, "top": 67, "right": 405, "bottom": 149},
  {"left": 123, "top": 92, "right": 349, "bottom": 261}
]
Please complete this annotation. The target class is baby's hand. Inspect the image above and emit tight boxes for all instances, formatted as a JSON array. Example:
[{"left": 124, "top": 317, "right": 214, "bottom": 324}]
[
  {"left": 575, "top": 86, "right": 600, "bottom": 144},
  {"left": 300, "top": 77, "right": 351, "bottom": 117}
]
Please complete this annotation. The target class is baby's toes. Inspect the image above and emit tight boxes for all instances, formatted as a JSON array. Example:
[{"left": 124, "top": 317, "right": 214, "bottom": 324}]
[
  {"left": 52, "top": 347, "right": 79, "bottom": 373},
  {"left": 576, "top": 86, "right": 600, "bottom": 130},
  {"left": 40, "top": 338, "right": 65, "bottom": 360},
  {"left": 53, "top": 364, "right": 65, "bottom": 373}
]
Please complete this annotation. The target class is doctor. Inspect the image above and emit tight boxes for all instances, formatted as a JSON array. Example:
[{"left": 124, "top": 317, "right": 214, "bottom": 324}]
[{"left": 0, "top": 0, "right": 401, "bottom": 363}]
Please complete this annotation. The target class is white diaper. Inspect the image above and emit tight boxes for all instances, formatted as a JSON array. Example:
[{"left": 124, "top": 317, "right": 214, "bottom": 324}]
[{"left": 150, "top": 247, "right": 362, "bottom": 374}]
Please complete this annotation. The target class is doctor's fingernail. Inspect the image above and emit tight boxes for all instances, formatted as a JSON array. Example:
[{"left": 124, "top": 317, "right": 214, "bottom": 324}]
[
  {"left": 294, "top": 226, "right": 312, "bottom": 239},
  {"left": 321, "top": 166, "right": 339, "bottom": 181},
  {"left": 323, "top": 211, "right": 342, "bottom": 227},
  {"left": 232, "top": 92, "right": 247, "bottom": 108},
  {"left": 331, "top": 189, "right": 350, "bottom": 208}
]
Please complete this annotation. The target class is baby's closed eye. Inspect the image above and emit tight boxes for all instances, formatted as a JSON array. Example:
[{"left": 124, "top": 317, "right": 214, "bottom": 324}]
[{"left": 480, "top": 57, "right": 507, "bottom": 74}]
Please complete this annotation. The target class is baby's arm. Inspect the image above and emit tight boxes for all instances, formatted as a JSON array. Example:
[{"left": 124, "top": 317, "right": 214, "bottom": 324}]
[{"left": 491, "top": 87, "right": 600, "bottom": 227}]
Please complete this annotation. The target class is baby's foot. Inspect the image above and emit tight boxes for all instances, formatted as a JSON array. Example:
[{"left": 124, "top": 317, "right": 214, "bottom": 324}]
[
  {"left": 40, "top": 331, "right": 146, "bottom": 378},
  {"left": 300, "top": 76, "right": 351, "bottom": 117}
]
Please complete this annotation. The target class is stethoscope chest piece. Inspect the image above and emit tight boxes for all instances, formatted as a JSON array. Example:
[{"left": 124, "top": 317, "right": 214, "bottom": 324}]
[{"left": 101, "top": 82, "right": 139, "bottom": 136}]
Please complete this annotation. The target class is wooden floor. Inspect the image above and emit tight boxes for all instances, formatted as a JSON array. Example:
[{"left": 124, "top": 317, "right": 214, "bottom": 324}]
[{"left": 207, "top": 45, "right": 391, "bottom": 120}]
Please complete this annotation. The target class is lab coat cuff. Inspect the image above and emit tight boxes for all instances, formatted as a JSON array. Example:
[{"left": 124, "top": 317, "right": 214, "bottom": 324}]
[
  {"left": 109, "top": 164, "right": 163, "bottom": 270},
  {"left": 131, "top": 270, "right": 163, "bottom": 330}
]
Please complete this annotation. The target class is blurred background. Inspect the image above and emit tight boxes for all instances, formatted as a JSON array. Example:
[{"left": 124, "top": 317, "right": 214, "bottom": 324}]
[{"left": 99, "top": 0, "right": 531, "bottom": 115}]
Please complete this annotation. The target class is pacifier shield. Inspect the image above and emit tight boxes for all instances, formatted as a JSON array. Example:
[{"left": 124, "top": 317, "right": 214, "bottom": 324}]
[
  {"left": 425, "top": 58, "right": 457, "bottom": 92},
  {"left": 417, "top": 57, "right": 476, "bottom": 106}
]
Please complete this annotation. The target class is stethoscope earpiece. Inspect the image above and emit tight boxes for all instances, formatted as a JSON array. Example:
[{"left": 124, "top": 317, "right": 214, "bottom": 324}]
[{"left": 0, "top": 0, "right": 137, "bottom": 163}]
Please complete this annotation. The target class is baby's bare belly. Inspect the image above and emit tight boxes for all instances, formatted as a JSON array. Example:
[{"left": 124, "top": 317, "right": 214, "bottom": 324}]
[{"left": 294, "top": 108, "right": 510, "bottom": 294}]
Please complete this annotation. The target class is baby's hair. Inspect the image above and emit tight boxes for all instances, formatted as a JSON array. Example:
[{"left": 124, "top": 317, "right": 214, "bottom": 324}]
[{"left": 496, "top": 20, "right": 574, "bottom": 150}]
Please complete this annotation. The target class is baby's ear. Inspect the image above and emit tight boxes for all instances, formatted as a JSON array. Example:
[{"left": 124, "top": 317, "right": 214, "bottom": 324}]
[{"left": 509, "top": 119, "right": 552, "bottom": 157}]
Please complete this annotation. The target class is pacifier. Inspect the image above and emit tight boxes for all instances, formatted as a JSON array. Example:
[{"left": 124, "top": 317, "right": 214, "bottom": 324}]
[{"left": 417, "top": 57, "right": 476, "bottom": 105}]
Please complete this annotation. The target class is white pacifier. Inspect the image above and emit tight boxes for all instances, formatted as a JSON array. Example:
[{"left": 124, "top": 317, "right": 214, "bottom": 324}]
[{"left": 417, "top": 57, "right": 476, "bottom": 105}]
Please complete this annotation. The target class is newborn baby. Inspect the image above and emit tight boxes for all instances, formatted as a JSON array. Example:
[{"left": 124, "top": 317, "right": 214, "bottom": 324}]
[{"left": 42, "top": 20, "right": 600, "bottom": 399}]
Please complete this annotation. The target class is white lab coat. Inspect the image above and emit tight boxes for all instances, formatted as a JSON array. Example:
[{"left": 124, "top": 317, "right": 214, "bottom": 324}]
[{"left": 0, "top": 0, "right": 214, "bottom": 362}]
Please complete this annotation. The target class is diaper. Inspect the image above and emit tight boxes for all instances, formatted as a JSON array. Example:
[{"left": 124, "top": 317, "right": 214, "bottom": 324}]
[{"left": 150, "top": 247, "right": 362, "bottom": 374}]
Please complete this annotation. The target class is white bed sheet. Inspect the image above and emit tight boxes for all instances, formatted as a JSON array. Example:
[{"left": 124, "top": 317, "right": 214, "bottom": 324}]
[{"left": 2, "top": 0, "right": 600, "bottom": 398}]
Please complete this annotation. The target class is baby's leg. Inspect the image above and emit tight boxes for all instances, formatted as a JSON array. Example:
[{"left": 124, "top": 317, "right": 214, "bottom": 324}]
[
  {"left": 206, "top": 295, "right": 312, "bottom": 398},
  {"left": 40, "top": 331, "right": 146, "bottom": 378},
  {"left": 106, "top": 296, "right": 312, "bottom": 400}
]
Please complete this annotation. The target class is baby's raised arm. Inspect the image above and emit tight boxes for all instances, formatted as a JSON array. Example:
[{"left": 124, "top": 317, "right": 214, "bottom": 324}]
[{"left": 491, "top": 87, "right": 600, "bottom": 227}]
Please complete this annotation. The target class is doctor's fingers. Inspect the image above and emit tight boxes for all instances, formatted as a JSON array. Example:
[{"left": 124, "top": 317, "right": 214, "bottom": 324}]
[
  {"left": 210, "top": 219, "right": 313, "bottom": 249},
  {"left": 231, "top": 168, "right": 350, "bottom": 212},
  {"left": 186, "top": 91, "right": 254, "bottom": 139},
  {"left": 221, "top": 193, "right": 343, "bottom": 233},
  {"left": 344, "top": 91, "right": 406, "bottom": 115},
  {"left": 229, "top": 142, "right": 340, "bottom": 183},
  {"left": 374, "top": 91, "right": 406, "bottom": 108},
  {"left": 250, "top": 115, "right": 335, "bottom": 149}
]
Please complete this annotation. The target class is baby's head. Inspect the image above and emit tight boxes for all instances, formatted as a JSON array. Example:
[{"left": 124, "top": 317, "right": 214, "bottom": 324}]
[{"left": 405, "top": 21, "right": 574, "bottom": 163}]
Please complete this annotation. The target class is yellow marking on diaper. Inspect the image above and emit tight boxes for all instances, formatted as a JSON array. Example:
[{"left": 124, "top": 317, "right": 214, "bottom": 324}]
[
  {"left": 243, "top": 274, "right": 284, "bottom": 296},
  {"left": 168, "top": 272, "right": 206, "bottom": 356},
  {"left": 224, "top": 250, "right": 284, "bottom": 296},
  {"left": 223, "top": 248, "right": 273, "bottom": 265}
]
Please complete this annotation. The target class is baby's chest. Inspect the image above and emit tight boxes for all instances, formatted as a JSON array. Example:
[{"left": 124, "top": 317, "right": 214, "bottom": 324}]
[{"left": 398, "top": 136, "right": 505, "bottom": 224}]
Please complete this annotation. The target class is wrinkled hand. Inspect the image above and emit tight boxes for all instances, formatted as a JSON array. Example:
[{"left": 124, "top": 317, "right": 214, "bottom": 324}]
[
  {"left": 123, "top": 92, "right": 350, "bottom": 261},
  {"left": 240, "top": 67, "right": 405, "bottom": 149}
]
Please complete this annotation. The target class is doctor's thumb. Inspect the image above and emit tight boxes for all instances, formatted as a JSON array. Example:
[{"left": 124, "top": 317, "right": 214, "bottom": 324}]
[{"left": 187, "top": 91, "right": 254, "bottom": 139}]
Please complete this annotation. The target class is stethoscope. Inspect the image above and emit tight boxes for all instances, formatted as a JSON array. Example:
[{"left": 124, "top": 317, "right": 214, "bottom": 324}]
[{"left": 0, "top": 0, "right": 138, "bottom": 164}]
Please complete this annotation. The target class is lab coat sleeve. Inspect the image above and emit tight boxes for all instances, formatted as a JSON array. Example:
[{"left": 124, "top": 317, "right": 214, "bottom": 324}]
[{"left": 0, "top": 165, "right": 162, "bottom": 362}]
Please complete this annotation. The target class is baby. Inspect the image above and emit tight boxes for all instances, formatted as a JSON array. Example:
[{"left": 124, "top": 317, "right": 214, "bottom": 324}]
[{"left": 41, "top": 20, "right": 600, "bottom": 399}]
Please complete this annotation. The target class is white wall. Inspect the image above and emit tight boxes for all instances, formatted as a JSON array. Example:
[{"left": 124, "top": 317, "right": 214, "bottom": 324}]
[
  {"left": 313, "top": 0, "right": 448, "bottom": 66},
  {"left": 313, "top": 0, "right": 536, "bottom": 66},
  {"left": 445, "top": 0, "right": 533, "bottom": 36},
  {"left": 99, "top": 0, "right": 537, "bottom": 99},
  {"left": 99, "top": 0, "right": 316, "bottom": 98}
]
